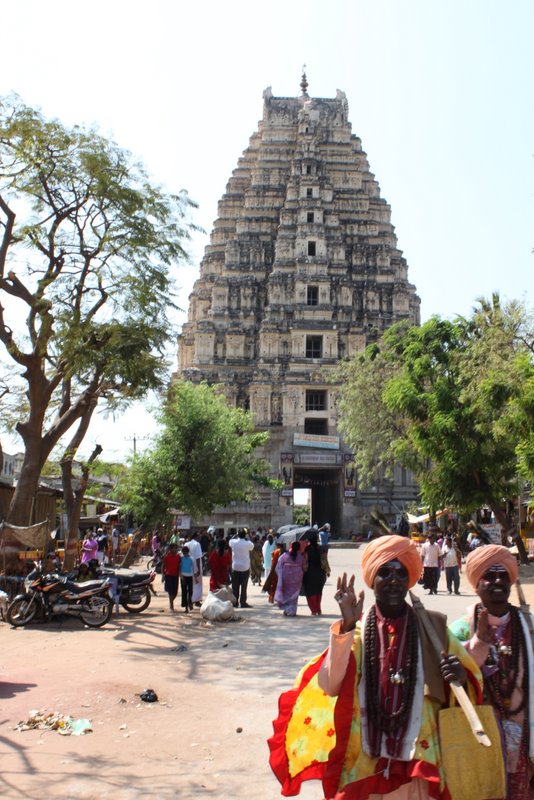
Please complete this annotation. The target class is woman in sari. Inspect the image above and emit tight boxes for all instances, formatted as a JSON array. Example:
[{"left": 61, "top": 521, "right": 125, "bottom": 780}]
[
  {"left": 274, "top": 540, "right": 306, "bottom": 616},
  {"left": 263, "top": 541, "right": 285, "bottom": 603},
  {"left": 302, "top": 532, "right": 327, "bottom": 615},
  {"left": 250, "top": 536, "right": 263, "bottom": 585},
  {"left": 208, "top": 538, "right": 232, "bottom": 591}
]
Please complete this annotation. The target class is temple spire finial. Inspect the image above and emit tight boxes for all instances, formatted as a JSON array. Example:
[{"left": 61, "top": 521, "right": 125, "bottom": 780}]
[{"left": 300, "top": 65, "right": 309, "bottom": 97}]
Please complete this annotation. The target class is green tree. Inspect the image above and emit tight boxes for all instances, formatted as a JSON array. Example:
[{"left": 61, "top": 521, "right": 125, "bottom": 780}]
[
  {"left": 293, "top": 505, "right": 310, "bottom": 527},
  {"left": 335, "top": 334, "right": 408, "bottom": 490},
  {"left": 338, "top": 297, "right": 533, "bottom": 540},
  {"left": 0, "top": 96, "right": 196, "bottom": 543},
  {"left": 461, "top": 295, "right": 534, "bottom": 486},
  {"left": 116, "top": 381, "right": 272, "bottom": 526}
]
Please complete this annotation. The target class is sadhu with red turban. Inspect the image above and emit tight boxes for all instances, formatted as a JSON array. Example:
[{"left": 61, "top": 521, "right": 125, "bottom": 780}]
[
  {"left": 269, "top": 535, "right": 482, "bottom": 799},
  {"left": 450, "top": 542, "right": 532, "bottom": 799}
]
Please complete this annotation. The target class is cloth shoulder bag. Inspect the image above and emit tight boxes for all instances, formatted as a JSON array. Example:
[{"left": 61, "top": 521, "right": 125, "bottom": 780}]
[{"left": 439, "top": 699, "right": 506, "bottom": 800}]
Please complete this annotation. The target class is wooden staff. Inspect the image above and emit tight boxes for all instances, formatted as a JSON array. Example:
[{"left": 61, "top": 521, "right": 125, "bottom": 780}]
[{"left": 409, "top": 590, "right": 491, "bottom": 747}]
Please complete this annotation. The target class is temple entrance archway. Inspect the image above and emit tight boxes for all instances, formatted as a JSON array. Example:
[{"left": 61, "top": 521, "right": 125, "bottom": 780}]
[{"left": 294, "top": 467, "right": 343, "bottom": 535}]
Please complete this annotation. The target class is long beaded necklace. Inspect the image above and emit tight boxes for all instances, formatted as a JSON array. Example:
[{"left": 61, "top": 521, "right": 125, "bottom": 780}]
[
  {"left": 364, "top": 605, "right": 419, "bottom": 757},
  {"left": 475, "top": 603, "right": 529, "bottom": 718}
]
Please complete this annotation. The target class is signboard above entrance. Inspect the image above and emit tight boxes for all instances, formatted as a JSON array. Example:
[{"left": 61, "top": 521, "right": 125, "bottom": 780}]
[
  {"left": 293, "top": 433, "right": 340, "bottom": 450},
  {"left": 293, "top": 452, "right": 345, "bottom": 465}
]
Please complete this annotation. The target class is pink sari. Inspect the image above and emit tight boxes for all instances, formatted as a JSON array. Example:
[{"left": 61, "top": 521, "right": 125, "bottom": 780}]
[{"left": 274, "top": 552, "right": 305, "bottom": 615}]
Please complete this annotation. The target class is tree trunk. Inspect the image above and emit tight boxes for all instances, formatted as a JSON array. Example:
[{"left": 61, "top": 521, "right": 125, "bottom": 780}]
[
  {"left": 4, "top": 434, "right": 47, "bottom": 553},
  {"left": 62, "top": 444, "right": 103, "bottom": 573},
  {"left": 489, "top": 500, "right": 529, "bottom": 565},
  {"left": 7, "top": 449, "right": 44, "bottom": 526},
  {"left": 120, "top": 530, "right": 144, "bottom": 569}
]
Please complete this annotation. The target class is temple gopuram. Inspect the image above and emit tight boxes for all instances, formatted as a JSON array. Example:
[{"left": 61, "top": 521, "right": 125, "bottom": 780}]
[{"left": 177, "top": 75, "right": 420, "bottom": 535}]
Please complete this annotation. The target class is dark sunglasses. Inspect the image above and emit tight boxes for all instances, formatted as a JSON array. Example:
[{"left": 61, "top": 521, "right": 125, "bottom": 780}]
[
  {"left": 376, "top": 565, "right": 408, "bottom": 581},
  {"left": 481, "top": 569, "right": 511, "bottom": 584}
]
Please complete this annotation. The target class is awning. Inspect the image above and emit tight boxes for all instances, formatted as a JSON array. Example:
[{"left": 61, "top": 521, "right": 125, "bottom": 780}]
[
  {"left": 407, "top": 508, "right": 449, "bottom": 525},
  {"left": 0, "top": 520, "right": 51, "bottom": 551},
  {"left": 99, "top": 508, "right": 121, "bottom": 523}
]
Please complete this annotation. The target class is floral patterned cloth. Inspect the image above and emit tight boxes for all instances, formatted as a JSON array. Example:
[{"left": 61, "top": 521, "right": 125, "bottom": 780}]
[{"left": 269, "top": 621, "right": 482, "bottom": 799}]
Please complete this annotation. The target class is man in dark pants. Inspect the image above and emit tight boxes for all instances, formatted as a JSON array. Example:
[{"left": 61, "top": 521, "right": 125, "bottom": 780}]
[{"left": 229, "top": 529, "right": 254, "bottom": 608}]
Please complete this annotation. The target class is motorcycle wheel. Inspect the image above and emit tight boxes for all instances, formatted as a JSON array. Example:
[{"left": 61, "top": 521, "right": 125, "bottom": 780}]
[
  {"left": 121, "top": 587, "right": 151, "bottom": 613},
  {"left": 7, "top": 596, "right": 37, "bottom": 627},
  {"left": 146, "top": 557, "right": 157, "bottom": 570},
  {"left": 79, "top": 596, "right": 113, "bottom": 627}
]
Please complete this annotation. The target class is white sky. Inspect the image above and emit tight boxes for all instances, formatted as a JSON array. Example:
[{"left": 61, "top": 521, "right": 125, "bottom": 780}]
[{"left": 1, "top": 0, "right": 532, "bottom": 462}]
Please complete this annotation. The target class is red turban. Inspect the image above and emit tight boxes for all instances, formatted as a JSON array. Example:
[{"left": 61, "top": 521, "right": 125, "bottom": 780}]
[
  {"left": 361, "top": 535, "right": 422, "bottom": 589},
  {"left": 465, "top": 544, "right": 519, "bottom": 589}
]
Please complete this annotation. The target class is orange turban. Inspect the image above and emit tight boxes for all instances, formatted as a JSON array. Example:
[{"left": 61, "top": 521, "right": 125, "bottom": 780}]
[
  {"left": 465, "top": 544, "right": 519, "bottom": 589},
  {"left": 361, "top": 535, "right": 422, "bottom": 589}
]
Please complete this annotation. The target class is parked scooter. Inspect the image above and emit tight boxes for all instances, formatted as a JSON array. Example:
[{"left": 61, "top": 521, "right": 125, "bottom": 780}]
[{"left": 6, "top": 567, "right": 113, "bottom": 628}]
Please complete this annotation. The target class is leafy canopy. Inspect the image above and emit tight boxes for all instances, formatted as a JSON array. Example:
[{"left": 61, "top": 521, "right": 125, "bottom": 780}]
[
  {"left": 0, "top": 93, "right": 197, "bottom": 434},
  {"left": 337, "top": 296, "right": 533, "bottom": 515},
  {"left": 116, "top": 381, "right": 272, "bottom": 525},
  {"left": 0, "top": 94, "right": 198, "bottom": 526}
]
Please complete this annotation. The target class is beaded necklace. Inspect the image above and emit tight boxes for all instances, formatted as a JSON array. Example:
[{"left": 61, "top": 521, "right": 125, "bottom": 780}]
[
  {"left": 364, "top": 605, "right": 419, "bottom": 757},
  {"left": 475, "top": 603, "right": 529, "bottom": 718}
]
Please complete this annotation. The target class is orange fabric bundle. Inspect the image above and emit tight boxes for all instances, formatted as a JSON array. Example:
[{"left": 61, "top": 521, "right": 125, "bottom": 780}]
[
  {"left": 361, "top": 534, "right": 422, "bottom": 588},
  {"left": 465, "top": 544, "right": 518, "bottom": 589}
]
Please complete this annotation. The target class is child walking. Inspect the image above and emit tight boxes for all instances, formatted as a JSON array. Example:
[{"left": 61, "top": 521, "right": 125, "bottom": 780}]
[
  {"left": 180, "top": 545, "right": 194, "bottom": 612},
  {"left": 162, "top": 543, "right": 181, "bottom": 612}
]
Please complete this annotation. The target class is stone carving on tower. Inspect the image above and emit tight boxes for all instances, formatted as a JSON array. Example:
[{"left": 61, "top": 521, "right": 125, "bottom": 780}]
[{"left": 177, "top": 75, "right": 420, "bottom": 534}]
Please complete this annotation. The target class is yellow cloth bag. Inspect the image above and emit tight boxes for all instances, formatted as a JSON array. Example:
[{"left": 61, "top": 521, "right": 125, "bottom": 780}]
[{"left": 439, "top": 704, "right": 506, "bottom": 800}]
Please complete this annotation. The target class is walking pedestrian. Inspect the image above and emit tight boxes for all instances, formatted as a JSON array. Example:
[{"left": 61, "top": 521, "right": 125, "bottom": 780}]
[
  {"left": 441, "top": 533, "right": 461, "bottom": 594},
  {"left": 187, "top": 533, "right": 203, "bottom": 607},
  {"left": 421, "top": 531, "right": 441, "bottom": 594},
  {"left": 81, "top": 531, "right": 98, "bottom": 564},
  {"left": 262, "top": 533, "right": 276, "bottom": 579},
  {"left": 250, "top": 535, "right": 263, "bottom": 586},
  {"left": 302, "top": 533, "right": 326, "bottom": 615},
  {"left": 179, "top": 545, "right": 194, "bottom": 612},
  {"left": 274, "top": 541, "right": 306, "bottom": 616},
  {"left": 162, "top": 543, "right": 180, "bottom": 612},
  {"left": 96, "top": 528, "right": 108, "bottom": 565},
  {"left": 229, "top": 529, "right": 254, "bottom": 608},
  {"left": 208, "top": 538, "right": 231, "bottom": 591}
]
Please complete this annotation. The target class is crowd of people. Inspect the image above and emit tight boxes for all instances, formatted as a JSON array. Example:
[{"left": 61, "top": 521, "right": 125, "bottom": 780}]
[{"left": 147, "top": 523, "right": 333, "bottom": 617}]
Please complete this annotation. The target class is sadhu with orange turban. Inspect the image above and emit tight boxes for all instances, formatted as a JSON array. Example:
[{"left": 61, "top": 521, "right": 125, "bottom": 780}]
[
  {"left": 269, "top": 535, "right": 482, "bottom": 799},
  {"left": 450, "top": 543, "right": 532, "bottom": 800},
  {"left": 361, "top": 533, "right": 423, "bottom": 589},
  {"left": 464, "top": 543, "right": 519, "bottom": 589}
]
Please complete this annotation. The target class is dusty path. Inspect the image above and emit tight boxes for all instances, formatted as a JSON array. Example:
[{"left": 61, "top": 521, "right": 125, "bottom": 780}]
[{"left": 1, "top": 548, "right": 533, "bottom": 800}]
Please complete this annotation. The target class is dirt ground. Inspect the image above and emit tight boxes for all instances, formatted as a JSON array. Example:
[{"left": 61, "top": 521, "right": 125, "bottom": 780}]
[{"left": 1, "top": 550, "right": 533, "bottom": 800}]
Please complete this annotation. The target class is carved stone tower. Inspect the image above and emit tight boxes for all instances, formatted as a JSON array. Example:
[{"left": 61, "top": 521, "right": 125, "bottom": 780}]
[{"left": 177, "top": 79, "right": 420, "bottom": 534}]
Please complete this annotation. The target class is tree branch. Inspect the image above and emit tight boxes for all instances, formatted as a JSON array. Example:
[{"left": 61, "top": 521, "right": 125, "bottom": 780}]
[{"left": 0, "top": 194, "right": 16, "bottom": 279}]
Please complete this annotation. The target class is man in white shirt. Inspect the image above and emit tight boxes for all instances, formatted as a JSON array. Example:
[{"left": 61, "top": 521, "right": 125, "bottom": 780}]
[
  {"left": 186, "top": 533, "right": 203, "bottom": 606},
  {"left": 229, "top": 530, "right": 254, "bottom": 608},
  {"left": 111, "top": 526, "right": 120, "bottom": 564},
  {"left": 441, "top": 534, "right": 461, "bottom": 594},
  {"left": 421, "top": 532, "right": 441, "bottom": 594}
]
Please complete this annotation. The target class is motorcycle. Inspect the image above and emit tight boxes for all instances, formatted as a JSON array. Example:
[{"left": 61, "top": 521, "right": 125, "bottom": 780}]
[
  {"left": 100, "top": 566, "right": 156, "bottom": 613},
  {"left": 6, "top": 568, "right": 113, "bottom": 628}
]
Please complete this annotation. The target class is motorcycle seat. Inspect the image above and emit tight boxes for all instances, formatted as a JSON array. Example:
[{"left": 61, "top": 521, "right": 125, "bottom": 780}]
[
  {"left": 119, "top": 573, "right": 150, "bottom": 584},
  {"left": 63, "top": 579, "right": 107, "bottom": 593},
  {"left": 103, "top": 570, "right": 150, "bottom": 584}
]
